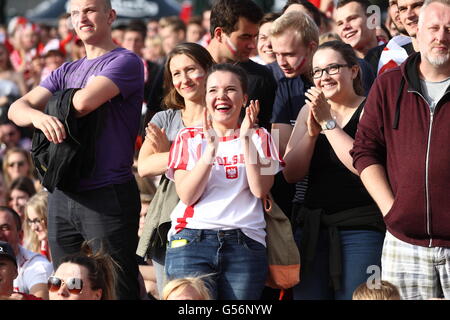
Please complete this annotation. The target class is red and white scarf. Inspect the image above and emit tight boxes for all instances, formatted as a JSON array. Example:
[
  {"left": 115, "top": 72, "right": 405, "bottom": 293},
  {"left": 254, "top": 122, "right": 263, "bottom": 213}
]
[{"left": 378, "top": 35, "right": 412, "bottom": 75}]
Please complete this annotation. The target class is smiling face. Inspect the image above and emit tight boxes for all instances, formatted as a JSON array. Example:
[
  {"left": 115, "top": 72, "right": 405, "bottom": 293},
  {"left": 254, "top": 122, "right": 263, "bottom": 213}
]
[
  {"left": 169, "top": 54, "right": 207, "bottom": 104},
  {"left": 257, "top": 21, "right": 275, "bottom": 64},
  {"left": 389, "top": 0, "right": 407, "bottom": 34},
  {"left": 70, "top": 0, "right": 115, "bottom": 45},
  {"left": 397, "top": 0, "right": 424, "bottom": 38},
  {"left": 206, "top": 70, "right": 247, "bottom": 131},
  {"left": 312, "top": 48, "right": 358, "bottom": 101},
  {"left": 26, "top": 207, "right": 47, "bottom": 242},
  {"left": 334, "top": 2, "right": 376, "bottom": 55},
  {"left": 417, "top": 2, "right": 450, "bottom": 69},
  {"left": 50, "top": 263, "right": 102, "bottom": 300}
]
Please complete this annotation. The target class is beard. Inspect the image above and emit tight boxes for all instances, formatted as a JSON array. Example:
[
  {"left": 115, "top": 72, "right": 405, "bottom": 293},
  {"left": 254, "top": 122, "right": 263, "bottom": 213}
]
[{"left": 424, "top": 52, "right": 450, "bottom": 66}]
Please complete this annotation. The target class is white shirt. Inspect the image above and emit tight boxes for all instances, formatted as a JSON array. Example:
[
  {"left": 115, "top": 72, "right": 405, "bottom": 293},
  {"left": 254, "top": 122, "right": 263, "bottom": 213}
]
[
  {"left": 167, "top": 127, "right": 284, "bottom": 246},
  {"left": 13, "top": 246, "right": 53, "bottom": 294}
]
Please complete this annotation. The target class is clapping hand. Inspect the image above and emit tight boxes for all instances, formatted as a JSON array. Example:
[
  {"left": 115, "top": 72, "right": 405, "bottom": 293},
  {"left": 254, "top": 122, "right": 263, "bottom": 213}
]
[
  {"left": 203, "top": 108, "right": 219, "bottom": 151},
  {"left": 240, "top": 100, "right": 260, "bottom": 139},
  {"left": 304, "top": 87, "right": 333, "bottom": 127},
  {"left": 145, "top": 123, "right": 170, "bottom": 153}
]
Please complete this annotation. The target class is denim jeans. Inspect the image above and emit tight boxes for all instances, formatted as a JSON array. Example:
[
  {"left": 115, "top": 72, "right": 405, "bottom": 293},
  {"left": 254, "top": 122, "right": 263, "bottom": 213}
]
[
  {"left": 165, "top": 228, "right": 268, "bottom": 300},
  {"left": 293, "top": 227, "right": 385, "bottom": 300},
  {"left": 47, "top": 179, "right": 141, "bottom": 300}
]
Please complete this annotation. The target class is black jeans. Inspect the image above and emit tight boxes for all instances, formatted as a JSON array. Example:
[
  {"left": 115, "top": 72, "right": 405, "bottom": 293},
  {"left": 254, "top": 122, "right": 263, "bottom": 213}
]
[{"left": 48, "top": 179, "right": 141, "bottom": 300}]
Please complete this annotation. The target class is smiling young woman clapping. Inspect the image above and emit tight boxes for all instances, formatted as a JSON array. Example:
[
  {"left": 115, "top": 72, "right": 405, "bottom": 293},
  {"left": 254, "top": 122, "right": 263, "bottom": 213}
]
[{"left": 164, "top": 63, "right": 284, "bottom": 300}]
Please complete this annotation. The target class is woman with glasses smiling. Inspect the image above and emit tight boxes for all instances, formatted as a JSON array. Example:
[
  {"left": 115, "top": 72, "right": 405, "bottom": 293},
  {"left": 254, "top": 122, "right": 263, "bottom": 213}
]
[
  {"left": 283, "top": 41, "right": 385, "bottom": 300},
  {"left": 48, "top": 242, "right": 118, "bottom": 300},
  {"left": 24, "top": 191, "right": 50, "bottom": 261}
]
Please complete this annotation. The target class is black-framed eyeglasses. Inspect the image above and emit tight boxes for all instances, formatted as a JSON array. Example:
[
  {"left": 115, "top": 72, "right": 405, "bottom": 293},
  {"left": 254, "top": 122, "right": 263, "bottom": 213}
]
[
  {"left": 312, "top": 64, "right": 350, "bottom": 79},
  {"left": 48, "top": 276, "right": 84, "bottom": 294},
  {"left": 26, "top": 218, "right": 45, "bottom": 226}
]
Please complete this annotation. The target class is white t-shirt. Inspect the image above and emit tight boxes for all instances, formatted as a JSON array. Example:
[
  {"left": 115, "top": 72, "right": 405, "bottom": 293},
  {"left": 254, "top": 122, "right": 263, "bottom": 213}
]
[
  {"left": 13, "top": 246, "right": 53, "bottom": 294},
  {"left": 166, "top": 127, "right": 284, "bottom": 246}
]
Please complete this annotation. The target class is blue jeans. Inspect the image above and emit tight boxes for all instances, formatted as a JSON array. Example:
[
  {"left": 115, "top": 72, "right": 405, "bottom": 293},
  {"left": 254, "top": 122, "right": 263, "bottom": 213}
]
[
  {"left": 165, "top": 228, "right": 268, "bottom": 300},
  {"left": 293, "top": 227, "right": 385, "bottom": 300},
  {"left": 47, "top": 179, "right": 141, "bottom": 300}
]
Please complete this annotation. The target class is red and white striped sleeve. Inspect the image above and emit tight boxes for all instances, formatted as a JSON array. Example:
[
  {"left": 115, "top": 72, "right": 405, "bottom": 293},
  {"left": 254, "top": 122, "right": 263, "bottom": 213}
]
[
  {"left": 252, "top": 127, "right": 285, "bottom": 171},
  {"left": 166, "top": 127, "right": 203, "bottom": 180}
]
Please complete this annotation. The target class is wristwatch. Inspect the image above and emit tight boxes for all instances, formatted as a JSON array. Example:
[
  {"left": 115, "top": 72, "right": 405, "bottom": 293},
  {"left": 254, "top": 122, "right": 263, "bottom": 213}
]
[{"left": 321, "top": 119, "right": 336, "bottom": 131}]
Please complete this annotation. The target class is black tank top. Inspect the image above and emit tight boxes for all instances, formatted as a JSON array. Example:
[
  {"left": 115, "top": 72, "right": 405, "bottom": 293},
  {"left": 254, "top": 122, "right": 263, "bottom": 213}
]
[{"left": 304, "top": 100, "right": 374, "bottom": 214}]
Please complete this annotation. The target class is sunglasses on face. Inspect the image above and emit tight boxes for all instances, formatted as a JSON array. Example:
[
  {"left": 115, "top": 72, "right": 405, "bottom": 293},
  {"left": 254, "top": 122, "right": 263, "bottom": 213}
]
[
  {"left": 48, "top": 276, "right": 84, "bottom": 294},
  {"left": 7, "top": 161, "right": 25, "bottom": 168}
]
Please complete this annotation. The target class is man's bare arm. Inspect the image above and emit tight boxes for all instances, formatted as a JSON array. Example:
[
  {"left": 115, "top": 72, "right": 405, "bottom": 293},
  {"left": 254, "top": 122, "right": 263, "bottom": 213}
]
[
  {"left": 8, "top": 86, "right": 67, "bottom": 143},
  {"left": 72, "top": 76, "right": 120, "bottom": 117}
]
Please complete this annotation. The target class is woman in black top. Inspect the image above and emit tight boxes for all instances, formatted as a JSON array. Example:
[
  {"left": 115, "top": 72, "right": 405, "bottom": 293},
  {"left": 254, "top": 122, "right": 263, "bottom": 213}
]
[{"left": 283, "top": 41, "right": 385, "bottom": 300}]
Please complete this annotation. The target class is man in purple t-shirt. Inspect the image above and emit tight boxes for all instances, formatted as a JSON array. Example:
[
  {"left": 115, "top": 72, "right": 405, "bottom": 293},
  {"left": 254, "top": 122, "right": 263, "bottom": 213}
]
[{"left": 8, "top": 0, "right": 143, "bottom": 300}]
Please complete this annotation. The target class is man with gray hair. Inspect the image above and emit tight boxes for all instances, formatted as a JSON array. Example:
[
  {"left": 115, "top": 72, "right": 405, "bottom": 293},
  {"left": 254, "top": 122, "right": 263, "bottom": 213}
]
[{"left": 351, "top": 0, "right": 450, "bottom": 299}]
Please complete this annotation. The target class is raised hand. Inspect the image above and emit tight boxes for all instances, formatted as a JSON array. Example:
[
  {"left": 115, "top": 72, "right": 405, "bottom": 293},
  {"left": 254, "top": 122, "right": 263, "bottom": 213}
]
[
  {"left": 145, "top": 122, "right": 170, "bottom": 153},
  {"left": 304, "top": 87, "right": 333, "bottom": 127},
  {"left": 203, "top": 108, "right": 219, "bottom": 151},
  {"left": 240, "top": 99, "right": 260, "bottom": 139}
]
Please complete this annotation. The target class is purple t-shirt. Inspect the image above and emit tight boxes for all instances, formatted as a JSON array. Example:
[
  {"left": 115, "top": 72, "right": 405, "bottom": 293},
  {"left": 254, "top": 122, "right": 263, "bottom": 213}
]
[{"left": 40, "top": 47, "right": 144, "bottom": 191}]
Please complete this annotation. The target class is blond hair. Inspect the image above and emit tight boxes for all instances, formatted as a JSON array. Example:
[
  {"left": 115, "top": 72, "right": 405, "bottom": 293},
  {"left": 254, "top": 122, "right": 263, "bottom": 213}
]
[
  {"left": 352, "top": 280, "right": 401, "bottom": 300},
  {"left": 162, "top": 276, "right": 213, "bottom": 300},
  {"left": 23, "top": 191, "right": 48, "bottom": 253},
  {"left": 270, "top": 10, "right": 319, "bottom": 47}
]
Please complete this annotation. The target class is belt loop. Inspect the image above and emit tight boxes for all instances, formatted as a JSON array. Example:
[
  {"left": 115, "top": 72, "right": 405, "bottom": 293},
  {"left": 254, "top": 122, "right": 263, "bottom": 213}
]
[{"left": 197, "top": 229, "right": 203, "bottom": 242}]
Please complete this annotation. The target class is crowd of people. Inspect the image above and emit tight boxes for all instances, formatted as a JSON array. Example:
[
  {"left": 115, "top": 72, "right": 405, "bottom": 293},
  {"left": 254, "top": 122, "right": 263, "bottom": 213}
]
[{"left": 0, "top": 0, "right": 449, "bottom": 301}]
